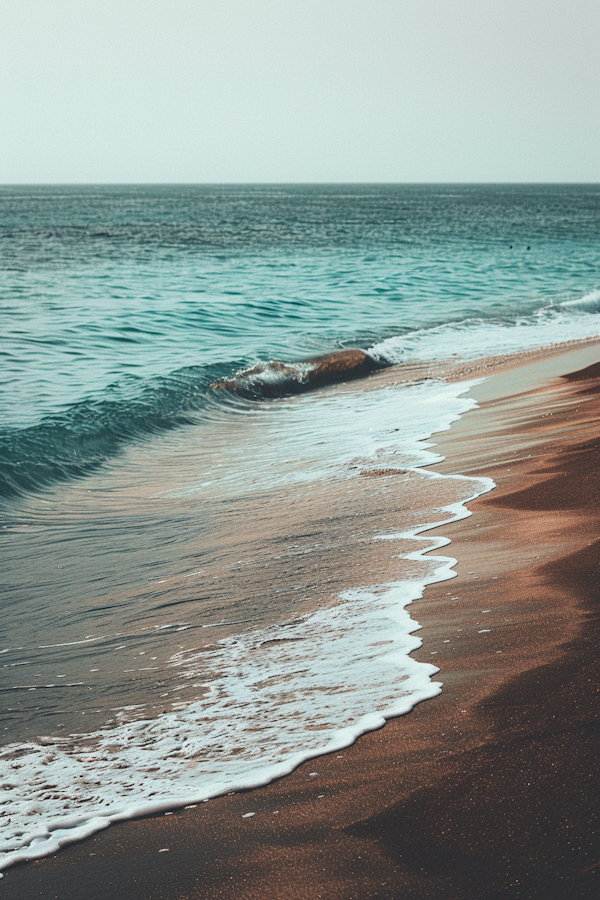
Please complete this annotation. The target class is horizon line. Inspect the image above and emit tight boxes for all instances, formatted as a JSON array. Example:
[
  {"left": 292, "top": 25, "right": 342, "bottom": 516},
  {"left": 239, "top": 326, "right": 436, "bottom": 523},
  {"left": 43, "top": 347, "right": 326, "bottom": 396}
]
[{"left": 1, "top": 180, "right": 598, "bottom": 188}]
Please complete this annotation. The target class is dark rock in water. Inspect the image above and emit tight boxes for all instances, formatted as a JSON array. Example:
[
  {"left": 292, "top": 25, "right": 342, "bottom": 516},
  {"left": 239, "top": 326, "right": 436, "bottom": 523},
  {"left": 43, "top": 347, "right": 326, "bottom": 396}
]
[
  {"left": 304, "top": 349, "right": 378, "bottom": 385},
  {"left": 211, "top": 349, "right": 381, "bottom": 397}
]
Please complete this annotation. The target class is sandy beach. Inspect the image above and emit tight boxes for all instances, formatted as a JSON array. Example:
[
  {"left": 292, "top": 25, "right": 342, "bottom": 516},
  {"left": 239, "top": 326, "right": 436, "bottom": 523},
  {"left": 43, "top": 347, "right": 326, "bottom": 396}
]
[{"left": 4, "top": 342, "right": 599, "bottom": 900}]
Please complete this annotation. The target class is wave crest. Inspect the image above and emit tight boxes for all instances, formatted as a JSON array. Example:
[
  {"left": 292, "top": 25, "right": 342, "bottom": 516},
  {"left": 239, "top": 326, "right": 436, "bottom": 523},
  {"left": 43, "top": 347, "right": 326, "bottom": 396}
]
[{"left": 560, "top": 289, "right": 600, "bottom": 313}]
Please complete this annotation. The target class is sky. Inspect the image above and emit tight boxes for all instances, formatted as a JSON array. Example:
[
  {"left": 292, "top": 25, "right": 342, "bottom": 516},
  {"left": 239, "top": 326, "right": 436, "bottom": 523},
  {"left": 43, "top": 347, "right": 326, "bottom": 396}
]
[{"left": 0, "top": 0, "right": 598, "bottom": 183}]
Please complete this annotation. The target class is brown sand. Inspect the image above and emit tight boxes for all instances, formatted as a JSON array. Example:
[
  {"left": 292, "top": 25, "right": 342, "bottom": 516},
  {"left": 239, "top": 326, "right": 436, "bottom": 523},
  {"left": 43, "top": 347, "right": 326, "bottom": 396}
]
[{"left": 4, "top": 345, "right": 600, "bottom": 900}]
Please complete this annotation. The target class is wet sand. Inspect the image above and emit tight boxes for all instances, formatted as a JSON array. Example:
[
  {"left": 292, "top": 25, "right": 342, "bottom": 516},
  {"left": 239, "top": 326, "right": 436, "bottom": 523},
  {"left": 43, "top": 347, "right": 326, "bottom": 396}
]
[{"left": 4, "top": 344, "right": 600, "bottom": 900}]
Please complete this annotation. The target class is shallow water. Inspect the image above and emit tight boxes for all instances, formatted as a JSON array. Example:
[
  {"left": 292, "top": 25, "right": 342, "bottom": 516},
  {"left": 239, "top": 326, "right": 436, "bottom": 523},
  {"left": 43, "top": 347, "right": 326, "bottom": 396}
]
[{"left": 1, "top": 372, "right": 493, "bottom": 869}]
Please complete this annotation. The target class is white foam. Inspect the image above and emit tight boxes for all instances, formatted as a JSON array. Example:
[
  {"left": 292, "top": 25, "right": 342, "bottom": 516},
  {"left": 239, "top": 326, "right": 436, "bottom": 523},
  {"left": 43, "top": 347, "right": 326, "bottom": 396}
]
[
  {"left": 369, "top": 290, "right": 600, "bottom": 366},
  {"left": 166, "top": 377, "right": 481, "bottom": 501},
  {"left": 0, "top": 466, "right": 493, "bottom": 873}
]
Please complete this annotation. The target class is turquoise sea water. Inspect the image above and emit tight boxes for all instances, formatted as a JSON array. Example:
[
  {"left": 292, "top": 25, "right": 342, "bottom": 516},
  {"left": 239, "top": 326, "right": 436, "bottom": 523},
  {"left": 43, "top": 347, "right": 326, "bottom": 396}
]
[
  {"left": 1, "top": 184, "right": 599, "bottom": 873},
  {"left": 1, "top": 183, "right": 599, "bottom": 497}
]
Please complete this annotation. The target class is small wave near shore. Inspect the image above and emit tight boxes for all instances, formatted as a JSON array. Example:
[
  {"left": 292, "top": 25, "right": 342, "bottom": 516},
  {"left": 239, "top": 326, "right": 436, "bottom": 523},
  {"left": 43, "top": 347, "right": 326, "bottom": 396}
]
[{"left": 3, "top": 287, "right": 600, "bottom": 504}]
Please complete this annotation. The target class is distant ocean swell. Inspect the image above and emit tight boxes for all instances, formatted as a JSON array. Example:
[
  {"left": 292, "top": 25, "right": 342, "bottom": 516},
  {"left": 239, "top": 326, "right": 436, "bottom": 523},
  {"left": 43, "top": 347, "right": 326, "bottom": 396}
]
[{"left": 2, "top": 291, "right": 600, "bottom": 502}]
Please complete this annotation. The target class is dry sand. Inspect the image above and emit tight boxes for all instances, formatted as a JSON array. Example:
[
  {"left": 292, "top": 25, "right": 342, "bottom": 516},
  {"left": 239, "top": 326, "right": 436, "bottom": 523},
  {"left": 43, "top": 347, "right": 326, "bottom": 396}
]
[{"left": 4, "top": 343, "right": 600, "bottom": 900}]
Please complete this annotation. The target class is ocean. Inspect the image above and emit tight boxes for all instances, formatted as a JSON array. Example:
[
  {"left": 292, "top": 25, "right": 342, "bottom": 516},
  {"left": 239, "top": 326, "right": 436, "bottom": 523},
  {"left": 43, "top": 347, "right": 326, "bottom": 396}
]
[{"left": 1, "top": 183, "right": 599, "bottom": 872}]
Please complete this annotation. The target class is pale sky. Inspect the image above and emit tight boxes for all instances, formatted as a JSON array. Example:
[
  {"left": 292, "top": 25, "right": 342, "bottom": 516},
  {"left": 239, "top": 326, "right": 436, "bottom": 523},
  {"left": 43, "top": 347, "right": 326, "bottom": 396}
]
[{"left": 1, "top": 0, "right": 598, "bottom": 183}]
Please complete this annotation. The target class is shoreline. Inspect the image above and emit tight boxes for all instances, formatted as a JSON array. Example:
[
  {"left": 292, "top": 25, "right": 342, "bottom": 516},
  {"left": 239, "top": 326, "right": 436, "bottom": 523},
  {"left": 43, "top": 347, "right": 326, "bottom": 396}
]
[{"left": 4, "top": 341, "right": 600, "bottom": 899}]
